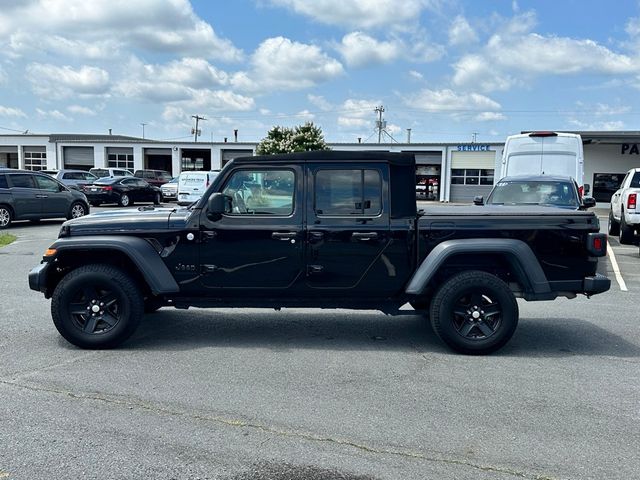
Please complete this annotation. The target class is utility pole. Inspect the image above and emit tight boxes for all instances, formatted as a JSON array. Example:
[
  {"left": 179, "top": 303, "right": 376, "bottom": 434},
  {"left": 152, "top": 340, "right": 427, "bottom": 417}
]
[
  {"left": 406, "top": 128, "right": 412, "bottom": 144},
  {"left": 191, "top": 115, "right": 206, "bottom": 142},
  {"left": 375, "top": 105, "right": 385, "bottom": 143},
  {"left": 140, "top": 122, "right": 147, "bottom": 139},
  {"left": 471, "top": 131, "right": 478, "bottom": 143}
]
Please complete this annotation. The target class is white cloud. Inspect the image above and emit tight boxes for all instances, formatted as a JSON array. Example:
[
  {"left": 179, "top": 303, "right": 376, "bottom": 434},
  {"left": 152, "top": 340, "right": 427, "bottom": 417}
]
[
  {"left": 0, "top": 65, "right": 7, "bottom": 84},
  {"left": 232, "top": 37, "right": 343, "bottom": 93},
  {"left": 448, "top": 16, "right": 478, "bottom": 46},
  {"left": 568, "top": 119, "right": 625, "bottom": 131},
  {"left": 0, "top": 105, "right": 27, "bottom": 118},
  {"left": 26, "top": 64, "right": 110, "bottom": 99},
  {"left": 266, "top": 0, "right": 434, "bottom": 29},
  {"left": 475, "top": 112, "right": 506, "bottom": 121},
  {"left": 625, "top": 17, "right": 640, "bottom": 37},
  {"left": 402, "top": 88, "right": 502, "bottom": 112},
  {"left": 296, "top": 109, "right": 315, "bottom": 121},
  {"left": 453, "top": 12, "right": 639, "bottom": 92},
  {"left": 67, "top": 105, "right": 96, "bottom": 116},
  {"left": 337, "top": 98, "right": 381, "bottom": 129},
  {"left": 337, "top": 32, "right": 402, "bottom": 67},
  {"left": 307, "top": 94, "right": 333, "bottom": 111},
  {"left": 408, "top": 70, "right": 424, "bottom": 80},
  {"left": 36, "top": 108, "right": 72, "bottom": 122},
  {"left": 0, "top": 0, "right": 242, "bottom": 62}
]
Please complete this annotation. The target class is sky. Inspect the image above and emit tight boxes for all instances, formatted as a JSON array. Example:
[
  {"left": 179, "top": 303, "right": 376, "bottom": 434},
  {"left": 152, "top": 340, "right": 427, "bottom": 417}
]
[{"left": 1, "top": 0, "right": 640, "bottom": 144}]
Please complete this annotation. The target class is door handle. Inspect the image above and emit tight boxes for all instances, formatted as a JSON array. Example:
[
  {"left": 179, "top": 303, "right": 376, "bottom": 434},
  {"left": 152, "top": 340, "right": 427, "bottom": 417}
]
[
  {"left": 308, "top": 231, "right": 324, "bottom": 242},
  {"left": 351, "top": 232, "right": 378, "bottom": 240},
  {"left": 36, "top": 194, "right": 48, "bottom": 198},
  {"left": 272, "top": 232, "right": 296, "bottom": 241}
]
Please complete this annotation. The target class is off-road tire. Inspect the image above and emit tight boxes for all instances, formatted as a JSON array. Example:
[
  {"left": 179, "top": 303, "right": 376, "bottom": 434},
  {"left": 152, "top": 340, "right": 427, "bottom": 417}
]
[
  {"left": 51, "top": 264, "right": 144, "bottom": 349},
  {"left": 430, "top": 270, "right": 518, "bottom": 355}
]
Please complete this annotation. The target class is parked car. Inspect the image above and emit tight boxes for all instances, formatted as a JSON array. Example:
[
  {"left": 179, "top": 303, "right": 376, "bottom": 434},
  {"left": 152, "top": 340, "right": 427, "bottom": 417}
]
[
  {"left": 0, "top": 168, "right": 89, "bottom": 228},
  {"left": 82, "top": 176, "right": 162, "bottom": 207},
  {"left": 134, "top": 169, "right": 173, "bottom": 187},
  {"left": 501, "top": 131, "right": 589, "bottom": 196},
  {"left": 608, "top": 167, "right": 640, "bottom": 244},
  {"left": 474, "top": 175, "right": 596, "bottom": 210},
  {"left": 177, "top": 170, "right": 220, "bottom": 205},
  {"left": 160, "top": 177, "right": 178, "bottom": 201},
  {"left": 29, "top": 151, "right": 610, "bottom": 354},
  {"left": 89, "top": 167, "right": 134, "bottom": 179},
  {"left": 42, "top": 169, "right": 99, "bottom": 189}
]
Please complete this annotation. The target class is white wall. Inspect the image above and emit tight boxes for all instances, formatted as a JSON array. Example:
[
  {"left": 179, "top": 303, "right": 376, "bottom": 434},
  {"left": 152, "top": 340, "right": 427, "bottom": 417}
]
[{"left": 584, "top": 143, "right": 640, "bottom": 187}]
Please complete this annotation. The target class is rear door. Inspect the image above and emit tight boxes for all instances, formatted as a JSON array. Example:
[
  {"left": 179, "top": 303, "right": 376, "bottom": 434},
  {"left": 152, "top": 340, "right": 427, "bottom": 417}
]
[
  {"left": 7, "top": 173, "right": 41, "bottom": 218},
  {"left": 34, "top": 174, "right": 72, "bottom": 217},
  {"left": 305, "top": 164, "right": 391, "bottom": 293}
]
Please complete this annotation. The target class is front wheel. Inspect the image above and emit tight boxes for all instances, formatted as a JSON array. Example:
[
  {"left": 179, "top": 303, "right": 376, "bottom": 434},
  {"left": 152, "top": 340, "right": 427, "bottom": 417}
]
[
  {"left": 68, "top": 202, "right": 88, "bottom": 220},
  {"left": 429, "top": 270, "right": 518, "bottom": 355},
  {"left": 0, "top": 206, "right": 12, "bottom": 229},
  {"left": 51, "top": 264, "right": 144, "bottom": 349}
]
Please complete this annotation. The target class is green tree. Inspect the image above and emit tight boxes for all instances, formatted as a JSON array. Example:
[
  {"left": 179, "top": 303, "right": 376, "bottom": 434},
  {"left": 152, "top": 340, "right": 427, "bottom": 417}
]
[{"left": 256, "top": 122, "right": 329, "bottom": 155}]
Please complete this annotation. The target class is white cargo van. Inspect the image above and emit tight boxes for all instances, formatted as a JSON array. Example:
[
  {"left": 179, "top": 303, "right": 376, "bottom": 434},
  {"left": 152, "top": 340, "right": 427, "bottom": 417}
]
[
  {"left": 501, "top": 132, "right": 588, "bottom": 195},
  {"left": 177, "top": 171, "right": 219, "bottom": 205}
]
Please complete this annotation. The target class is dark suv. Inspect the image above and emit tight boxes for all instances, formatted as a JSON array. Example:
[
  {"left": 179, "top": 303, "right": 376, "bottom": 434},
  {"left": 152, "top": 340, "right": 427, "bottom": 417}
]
[
  {"left": 0, "top": 169, "right": 90, "bottom": 229},
  {"left": 134, "top": 169, "right": 172, "bottom": 187}
]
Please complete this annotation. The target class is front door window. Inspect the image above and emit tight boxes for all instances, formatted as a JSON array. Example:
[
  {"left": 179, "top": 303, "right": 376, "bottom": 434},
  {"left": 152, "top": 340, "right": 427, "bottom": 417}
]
[{"left": 222, "top": 169, "right": 295, "bottom": 215}]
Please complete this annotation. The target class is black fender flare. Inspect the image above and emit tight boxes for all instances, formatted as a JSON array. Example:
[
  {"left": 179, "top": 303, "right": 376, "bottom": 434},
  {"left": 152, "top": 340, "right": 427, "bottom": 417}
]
[
  {"left": 50, "top": 236, "right": 179, "bottom": 295},
  {"left": 405, "top": 238, "right": 551, "bottom": 296}
]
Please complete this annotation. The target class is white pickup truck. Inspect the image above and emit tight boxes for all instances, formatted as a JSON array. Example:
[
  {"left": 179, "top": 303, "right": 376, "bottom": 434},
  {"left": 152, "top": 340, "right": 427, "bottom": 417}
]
[{"left": 608, "top": 168, "right": 640, "bottom": 244}]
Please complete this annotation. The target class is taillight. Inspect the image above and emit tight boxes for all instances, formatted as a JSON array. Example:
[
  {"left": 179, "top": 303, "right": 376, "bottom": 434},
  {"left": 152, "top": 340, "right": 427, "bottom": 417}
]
[
  {"left": 628, "top": 193, "right": 637, "bottom": 209},
  {"left": 587, "top": 233, "right": 607, "bottom": 257},
  {"left": 102, "top": 186, "right": 113, "bottom": 191},
  {"left": 530, "top": 131, "right": 558, "bottom": 137},
  {"left": 578, "top": 185, "right": 584, "bottom": 198}
]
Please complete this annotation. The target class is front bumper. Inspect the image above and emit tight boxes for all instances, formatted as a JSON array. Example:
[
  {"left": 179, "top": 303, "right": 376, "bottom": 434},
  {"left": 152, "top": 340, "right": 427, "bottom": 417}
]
[
  {"left": 28, "top": 262, "right": 51, "bottom": 294},
  {"left": 583, "top": 274, "right": 611, "bottom": 295}
]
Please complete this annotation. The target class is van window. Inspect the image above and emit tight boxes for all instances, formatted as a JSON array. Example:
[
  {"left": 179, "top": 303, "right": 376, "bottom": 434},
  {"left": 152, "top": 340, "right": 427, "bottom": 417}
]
[
  {"left": 35, "top": 175, "right": 61, "bottom": 192},
  {"left": 540, "top": 153, "right": 578, "bottom": 178},
  {"left": 8, "top": 174, "right": 36, "bottom": 188},
  {"left": 91, "top": 169, "right": 109, "bottom": 178}
]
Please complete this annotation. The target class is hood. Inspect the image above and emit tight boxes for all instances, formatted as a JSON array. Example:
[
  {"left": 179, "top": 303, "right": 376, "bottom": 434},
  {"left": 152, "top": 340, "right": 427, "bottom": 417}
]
[{"left": 62, "top": 206, "right": 193, "bottom": 236}]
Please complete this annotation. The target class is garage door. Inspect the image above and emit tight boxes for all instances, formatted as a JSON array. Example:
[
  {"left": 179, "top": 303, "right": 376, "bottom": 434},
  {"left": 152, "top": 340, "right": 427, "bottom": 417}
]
[
  {"left": 222, "top": 149, "right": 253, "bottom": 167},
  {"left": 450, "top": 151, "right": 496, "bottom": 203},
  {"left": 63, "top": 146, "right": 94, "bottom": 169}
]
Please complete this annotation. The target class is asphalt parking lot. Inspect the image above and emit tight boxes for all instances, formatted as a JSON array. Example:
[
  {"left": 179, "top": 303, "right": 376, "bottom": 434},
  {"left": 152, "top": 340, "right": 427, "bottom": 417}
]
[{"left": 1, "top": 205, "right": 639, "bottom": 480}]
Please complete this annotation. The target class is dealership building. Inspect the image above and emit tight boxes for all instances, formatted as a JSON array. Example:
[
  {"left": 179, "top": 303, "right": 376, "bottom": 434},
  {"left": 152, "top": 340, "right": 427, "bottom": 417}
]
[{"left": 1, "top": 131, "right": 639, "bottom": 203}]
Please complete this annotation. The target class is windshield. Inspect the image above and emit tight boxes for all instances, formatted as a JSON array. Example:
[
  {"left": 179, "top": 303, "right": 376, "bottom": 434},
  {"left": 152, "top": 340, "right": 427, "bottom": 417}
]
[{"left": 488, "top": 180, "right": 579, "bottom": 207}]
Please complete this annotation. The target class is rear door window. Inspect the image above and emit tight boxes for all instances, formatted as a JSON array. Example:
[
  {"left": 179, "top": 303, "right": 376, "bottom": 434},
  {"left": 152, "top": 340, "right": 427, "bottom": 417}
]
[
  {"left": 314, "top": 169, "right": 382, "bottom": 216},
  {"left": 8, "top": 173, "right": 36, "bottom": 188},
  {"left": 0, "top": 174, "right": 7, "bottom": 189}
]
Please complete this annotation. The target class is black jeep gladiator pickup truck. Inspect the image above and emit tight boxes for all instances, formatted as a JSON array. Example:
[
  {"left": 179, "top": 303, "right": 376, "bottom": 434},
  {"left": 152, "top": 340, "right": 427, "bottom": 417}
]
[{"left": 29, "top": 151, "right": 610, "bottom": 354}]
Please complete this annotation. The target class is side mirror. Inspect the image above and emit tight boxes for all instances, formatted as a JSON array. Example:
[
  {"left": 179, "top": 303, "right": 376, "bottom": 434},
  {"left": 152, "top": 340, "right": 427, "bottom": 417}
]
[
  {"left": 207, "top": 192, "right": 232, "bottom": 219},
  {"left": 473, "top": 196, "right": 484, "bottom": 206},
  {"left": 582, "top": 196, "right": 596, "bottom": 209},
  {"left": 583, "top": 184, "right": 590, "bottom": 194}
]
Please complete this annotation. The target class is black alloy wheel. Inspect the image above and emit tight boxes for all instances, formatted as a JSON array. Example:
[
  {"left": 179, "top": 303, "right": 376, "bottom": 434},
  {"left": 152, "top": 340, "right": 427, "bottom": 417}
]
[
  {"left": 51, "top": 264, "right": 143, "bottom": 348},
  {"left": 619, "top": 212, "right": 635, "bottom": 245},
  {"left": 0, "top": 206, "right": 12, "bottom": 229},
  {"left": 430, "top": 270, "right": 518, "bottom": 355}
]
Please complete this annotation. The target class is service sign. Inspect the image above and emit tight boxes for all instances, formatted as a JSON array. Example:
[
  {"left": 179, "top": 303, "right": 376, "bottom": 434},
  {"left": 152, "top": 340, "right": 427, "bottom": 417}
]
[{"left": 457, "top": 144, "right": 491, "bottom": 152}]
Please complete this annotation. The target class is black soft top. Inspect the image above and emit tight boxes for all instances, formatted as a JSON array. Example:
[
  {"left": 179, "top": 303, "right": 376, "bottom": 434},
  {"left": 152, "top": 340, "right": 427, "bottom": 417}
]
[
  {"left": 232, "top": 150, "right": 417, "bottom": 219},
  {"left": 232, "top": 150, "right": 416, "bottom": 167}
]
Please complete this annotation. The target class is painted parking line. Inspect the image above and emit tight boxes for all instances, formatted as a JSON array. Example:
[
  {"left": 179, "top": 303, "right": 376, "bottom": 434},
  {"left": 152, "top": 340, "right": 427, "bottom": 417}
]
[{"left": 607, "top": 241, "right": 628, "bottom": 292}]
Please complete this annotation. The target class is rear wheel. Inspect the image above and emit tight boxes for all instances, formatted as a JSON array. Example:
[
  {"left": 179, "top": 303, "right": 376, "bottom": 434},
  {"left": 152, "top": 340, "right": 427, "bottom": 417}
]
[
  {"left": 118, "top": 193, "right": 131, "bottom": 207},
  {"left": 430, "top": 270, "right": 518, "bottom": 355},
  {"left": 153, "top": 192, "right": 161, "bottom": 205},
  {"left": 0, "top": 206, "right": 12, "bottom": 229},
  {"left": 608, "top": 210, "right": 620, "bottom": 236},
  {"left": 619, "top": 212, "right": 635, "bottom": 245},
  {"left": 51, "top": 264, "right": 144, "bottom": 349}
]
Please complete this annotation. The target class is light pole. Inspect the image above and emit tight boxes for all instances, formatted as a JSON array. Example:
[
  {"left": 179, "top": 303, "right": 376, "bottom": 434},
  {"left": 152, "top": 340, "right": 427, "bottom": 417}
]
[{"left": 140, "top": 122, "right": 147, "bottom": 139}]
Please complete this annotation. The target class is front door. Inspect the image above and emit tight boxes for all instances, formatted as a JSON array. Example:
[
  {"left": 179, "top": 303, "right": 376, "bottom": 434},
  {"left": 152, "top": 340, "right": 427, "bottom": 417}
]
[
  {"left": 305, "top": 165, "right": 391, "bottom": 294},
  {"left": 7, "top": 173, "right": 41, "bottom": 218},
  {"left": 199, "top": 166, "right": 304, "bottom": 291}
]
